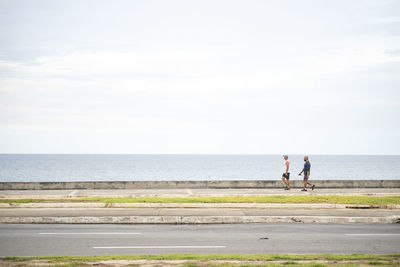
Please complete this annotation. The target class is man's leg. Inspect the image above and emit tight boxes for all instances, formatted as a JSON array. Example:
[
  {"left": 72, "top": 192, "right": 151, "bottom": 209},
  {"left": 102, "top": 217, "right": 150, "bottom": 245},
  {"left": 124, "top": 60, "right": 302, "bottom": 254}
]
[
  {"left": 281, "top": 176, "right": 289, "bottom": 188},
  {"left": 302, "top": 179, "right": 308, "bottom": 191},
  {"left": 307, "top": 180, "right": 315, "bottom": 190}
]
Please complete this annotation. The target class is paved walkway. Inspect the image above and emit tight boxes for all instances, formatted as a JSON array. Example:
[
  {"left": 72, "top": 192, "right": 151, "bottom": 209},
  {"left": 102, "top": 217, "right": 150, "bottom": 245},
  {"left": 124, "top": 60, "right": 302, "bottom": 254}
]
[
  {"left": 1, "top": 203, "right": 399, "bottom": 224},
  {"left": 1, "top": 207, "right": 398, "bottom": 217},
  {"left": 1, "top": 188, "right": 399, "bottom": 199},
  {"left": 1, "top": 188, "right": 399, "bottom": 224}
]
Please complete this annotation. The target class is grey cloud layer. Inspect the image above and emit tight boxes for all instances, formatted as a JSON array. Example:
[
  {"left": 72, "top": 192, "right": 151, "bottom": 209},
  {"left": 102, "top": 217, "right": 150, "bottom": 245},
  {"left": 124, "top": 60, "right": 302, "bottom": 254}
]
[{"left": 0, "top": 0, "right": 399, "bottom": 154}]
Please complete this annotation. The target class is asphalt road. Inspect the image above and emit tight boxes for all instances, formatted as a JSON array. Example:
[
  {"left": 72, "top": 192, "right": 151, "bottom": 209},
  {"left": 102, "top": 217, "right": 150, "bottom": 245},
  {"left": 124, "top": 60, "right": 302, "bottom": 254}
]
[{"left": 0, "top": 224, "right": 399, "bottom": 256}]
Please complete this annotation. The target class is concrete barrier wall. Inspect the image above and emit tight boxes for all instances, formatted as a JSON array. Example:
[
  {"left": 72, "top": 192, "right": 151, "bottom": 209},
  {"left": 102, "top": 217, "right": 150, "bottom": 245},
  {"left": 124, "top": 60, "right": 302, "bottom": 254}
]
[{"left": 0, "top": 180, "right": 399, "bottom": 190}]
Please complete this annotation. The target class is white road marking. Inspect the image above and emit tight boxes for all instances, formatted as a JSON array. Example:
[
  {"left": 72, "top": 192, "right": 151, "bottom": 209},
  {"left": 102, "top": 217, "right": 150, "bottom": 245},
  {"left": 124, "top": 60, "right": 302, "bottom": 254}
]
[
  {"left": 39, "top": 232, "right": 141, "bottom": 235},
  {"left": 93, "top": 246, "right": 226, "bottom": 249},
  {"left": 345, "top": 234, "right": 400, "bottom": 236}
]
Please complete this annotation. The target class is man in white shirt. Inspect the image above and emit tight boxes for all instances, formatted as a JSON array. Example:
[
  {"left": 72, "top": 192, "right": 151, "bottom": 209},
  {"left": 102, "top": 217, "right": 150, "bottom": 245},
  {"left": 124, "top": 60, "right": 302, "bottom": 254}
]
[{"left": 281, "top": 155, "right": 290, "bottom": 190}]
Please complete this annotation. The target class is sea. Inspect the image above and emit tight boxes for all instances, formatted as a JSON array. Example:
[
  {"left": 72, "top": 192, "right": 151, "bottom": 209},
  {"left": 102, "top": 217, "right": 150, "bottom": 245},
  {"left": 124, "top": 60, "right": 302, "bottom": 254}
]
[{"left": 0, "top": 154, "right": 399, "bottom": 182}]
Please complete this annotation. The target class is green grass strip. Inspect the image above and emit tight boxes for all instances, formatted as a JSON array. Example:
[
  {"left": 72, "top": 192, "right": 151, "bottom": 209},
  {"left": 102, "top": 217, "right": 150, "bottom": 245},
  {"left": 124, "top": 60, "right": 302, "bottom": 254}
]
[
  {"left": 1, "top": 195, "right": 400, "bottom": 205},
  {"left": 3, "top": 253, "right": 400, "bottom": 262}
]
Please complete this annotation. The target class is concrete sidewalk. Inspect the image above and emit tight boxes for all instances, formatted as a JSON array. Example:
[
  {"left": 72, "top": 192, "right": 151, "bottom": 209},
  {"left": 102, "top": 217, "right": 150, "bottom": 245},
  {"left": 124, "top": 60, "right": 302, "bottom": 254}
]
[
  {"left": 1, "top": 188, "right": 399, "bottom": 199},
  {"left": 1, "top": 188, "right": 399, "bottom": 225},
  {"left": 1, "top": 202, "right": 399, "bottom": 224},
  {"left": 2, "top": 207, "right": 399, "bottom": 217},
  {"left": 0, "top": 207, "right": 399, "bottom": 224}
]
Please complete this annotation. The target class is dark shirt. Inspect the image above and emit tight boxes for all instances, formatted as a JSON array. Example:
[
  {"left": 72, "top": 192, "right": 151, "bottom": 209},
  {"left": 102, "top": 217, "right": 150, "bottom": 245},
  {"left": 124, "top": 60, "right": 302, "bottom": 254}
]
[{"left": 303, "top": 161, "right": 311, "bottom": 176}]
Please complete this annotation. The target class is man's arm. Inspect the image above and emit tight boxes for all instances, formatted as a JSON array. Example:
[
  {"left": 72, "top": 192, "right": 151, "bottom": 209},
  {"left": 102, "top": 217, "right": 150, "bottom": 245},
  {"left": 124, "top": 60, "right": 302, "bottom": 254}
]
[
  {"left": 285, "top": 161, "right": 289, "bottom": 174},
  {"left": 299, "top": 163, "right": 305, "bottom": 175}
]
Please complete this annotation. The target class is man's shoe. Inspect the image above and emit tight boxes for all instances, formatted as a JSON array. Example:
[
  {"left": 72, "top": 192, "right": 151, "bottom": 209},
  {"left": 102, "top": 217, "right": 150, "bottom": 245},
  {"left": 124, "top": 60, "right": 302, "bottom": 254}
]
[
  {"left": 301, "top": 188, "right": 307, "bottom": 192},
  {"left": 311, "top": 184, "right": 315, "bottom": 191},
  {"left": 285, "top": 187, "right": 290, "bottom": 190}
]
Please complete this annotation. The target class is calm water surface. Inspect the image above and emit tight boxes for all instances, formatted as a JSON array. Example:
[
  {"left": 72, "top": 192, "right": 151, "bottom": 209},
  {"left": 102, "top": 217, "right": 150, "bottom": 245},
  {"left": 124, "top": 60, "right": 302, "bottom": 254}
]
[{"left": 0, "top": 154, "right": 399, "bottom": 182}]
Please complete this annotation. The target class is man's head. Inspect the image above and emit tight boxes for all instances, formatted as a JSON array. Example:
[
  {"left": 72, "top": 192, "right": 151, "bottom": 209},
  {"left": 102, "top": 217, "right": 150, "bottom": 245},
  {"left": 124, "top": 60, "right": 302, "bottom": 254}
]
[
  {"left": 304, "top": 156, "right": 309, "bottom": 162},
  {"left": 283, "top": 155, "right": 288, "bottom": 160}
]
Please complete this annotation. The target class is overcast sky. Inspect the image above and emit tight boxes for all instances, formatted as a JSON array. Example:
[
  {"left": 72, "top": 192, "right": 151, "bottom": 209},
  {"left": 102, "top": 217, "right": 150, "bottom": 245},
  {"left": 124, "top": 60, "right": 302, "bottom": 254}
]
[{"left": 0, "top": 0, "right": 399, "bottom": 154}]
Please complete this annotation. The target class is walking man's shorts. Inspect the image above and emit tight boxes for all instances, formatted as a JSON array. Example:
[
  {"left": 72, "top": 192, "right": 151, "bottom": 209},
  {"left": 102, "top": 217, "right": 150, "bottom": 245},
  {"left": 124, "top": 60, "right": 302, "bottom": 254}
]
[{"left": 282, "top": 173, "right": 290, "bottom": 179}]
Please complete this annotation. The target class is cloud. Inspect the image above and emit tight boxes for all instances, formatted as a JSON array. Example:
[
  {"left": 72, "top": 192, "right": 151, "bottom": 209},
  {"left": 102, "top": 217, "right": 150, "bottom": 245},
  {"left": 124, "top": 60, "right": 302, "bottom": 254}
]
[
  {"left": 385, "top": 49, "right": 400, "bottom": 56},
  {"left": 0, "top": 42, "right": 399, "bottom": 131},
  {"left": 0, "top": 0, "right": 399, "bottom": 153}
]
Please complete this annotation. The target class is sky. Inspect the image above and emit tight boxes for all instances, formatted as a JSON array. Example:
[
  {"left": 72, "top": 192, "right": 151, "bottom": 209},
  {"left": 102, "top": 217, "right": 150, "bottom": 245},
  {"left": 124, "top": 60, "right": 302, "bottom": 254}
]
[{"left": 0, "top": 0, "right": 399, "bottom": 154}]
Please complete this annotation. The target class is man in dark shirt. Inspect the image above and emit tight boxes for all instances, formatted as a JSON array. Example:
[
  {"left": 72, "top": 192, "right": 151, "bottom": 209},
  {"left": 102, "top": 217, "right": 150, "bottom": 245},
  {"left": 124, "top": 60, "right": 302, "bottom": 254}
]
[{"left": 298, "top": 156, "right": 315, "bottom": 191}]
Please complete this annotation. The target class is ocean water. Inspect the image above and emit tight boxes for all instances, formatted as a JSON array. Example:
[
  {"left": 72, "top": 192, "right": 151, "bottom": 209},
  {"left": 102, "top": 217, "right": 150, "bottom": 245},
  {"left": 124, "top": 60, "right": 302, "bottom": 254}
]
[{"left": 0, "top": 154, "right": 399, "bottom": 182}]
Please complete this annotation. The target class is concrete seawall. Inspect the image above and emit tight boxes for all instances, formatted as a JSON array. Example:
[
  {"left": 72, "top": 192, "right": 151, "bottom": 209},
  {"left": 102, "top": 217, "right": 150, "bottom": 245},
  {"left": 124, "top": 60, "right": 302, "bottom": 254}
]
[{"left": 0, "top": 180, "right": 399, "bottom": 190}]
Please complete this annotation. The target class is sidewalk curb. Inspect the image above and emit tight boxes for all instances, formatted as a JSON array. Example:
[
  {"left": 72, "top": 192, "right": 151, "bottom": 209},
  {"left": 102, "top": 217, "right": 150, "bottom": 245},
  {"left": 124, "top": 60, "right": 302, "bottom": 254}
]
[
  {"left": 1, "top": 202, "right": 399, "bottom": 209},
  {"left": 0, "top": 215, "right": 398, "bottom": 224}
]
